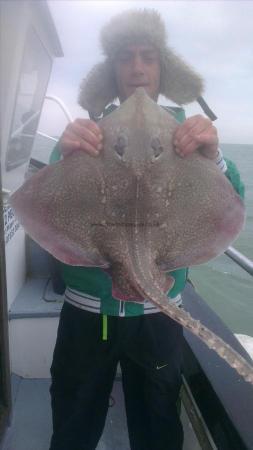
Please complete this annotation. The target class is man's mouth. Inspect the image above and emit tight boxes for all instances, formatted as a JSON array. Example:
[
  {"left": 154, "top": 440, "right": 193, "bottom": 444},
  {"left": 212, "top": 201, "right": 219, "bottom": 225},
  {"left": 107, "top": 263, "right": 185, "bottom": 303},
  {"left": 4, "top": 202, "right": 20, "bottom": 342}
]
[{"left": 129, "top": 84, "right": 148, "bottom": 88}]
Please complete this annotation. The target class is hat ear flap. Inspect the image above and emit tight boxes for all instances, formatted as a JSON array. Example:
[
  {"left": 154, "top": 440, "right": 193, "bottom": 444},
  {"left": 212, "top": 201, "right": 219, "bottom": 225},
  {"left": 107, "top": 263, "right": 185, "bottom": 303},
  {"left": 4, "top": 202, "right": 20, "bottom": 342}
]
[
  {"left": 160, "top": 49, "right": 204, "bottom": 104},
  {"left": 78, "top": 60, "right": 118, "bottom": 116}
]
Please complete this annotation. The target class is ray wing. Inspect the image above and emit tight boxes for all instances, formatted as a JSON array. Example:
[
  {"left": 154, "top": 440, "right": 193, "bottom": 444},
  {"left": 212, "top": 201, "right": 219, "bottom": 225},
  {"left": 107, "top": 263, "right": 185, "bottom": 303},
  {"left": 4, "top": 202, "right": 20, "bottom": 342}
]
[{"left": 10, "top": 153, "right": 109, "bottom": 267}]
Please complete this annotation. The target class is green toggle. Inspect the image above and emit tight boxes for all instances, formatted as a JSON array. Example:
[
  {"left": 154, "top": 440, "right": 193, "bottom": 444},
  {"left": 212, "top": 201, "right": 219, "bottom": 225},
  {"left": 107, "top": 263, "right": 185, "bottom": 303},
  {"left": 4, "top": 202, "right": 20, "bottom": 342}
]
[{"left": 102, "top": 314, "right": 108, "bottom": 341}]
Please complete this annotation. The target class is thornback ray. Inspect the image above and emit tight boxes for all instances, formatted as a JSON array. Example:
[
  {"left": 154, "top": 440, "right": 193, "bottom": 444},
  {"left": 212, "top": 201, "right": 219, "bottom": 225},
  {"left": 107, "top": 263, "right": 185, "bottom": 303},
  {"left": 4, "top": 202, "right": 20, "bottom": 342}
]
[{"left": 10, "top": 88, "right": 253, "bottom": 383}]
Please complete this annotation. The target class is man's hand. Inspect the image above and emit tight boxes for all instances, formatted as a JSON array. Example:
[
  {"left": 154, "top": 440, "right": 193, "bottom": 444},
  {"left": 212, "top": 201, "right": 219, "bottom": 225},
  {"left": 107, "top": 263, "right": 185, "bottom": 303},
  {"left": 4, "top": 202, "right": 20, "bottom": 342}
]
[
  {"left": 173, "top": 115, "right": 218, "bottom": 160},
  {"left": 59, "top": 118, "right": 103, "bottom": 158}
]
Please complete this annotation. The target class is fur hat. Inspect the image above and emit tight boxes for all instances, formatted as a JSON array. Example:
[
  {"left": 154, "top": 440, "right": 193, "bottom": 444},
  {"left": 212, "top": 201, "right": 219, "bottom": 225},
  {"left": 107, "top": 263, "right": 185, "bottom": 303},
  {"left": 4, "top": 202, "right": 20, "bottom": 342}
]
[{"left": 79, "top": 9, "right": 204, "bottom": 116}]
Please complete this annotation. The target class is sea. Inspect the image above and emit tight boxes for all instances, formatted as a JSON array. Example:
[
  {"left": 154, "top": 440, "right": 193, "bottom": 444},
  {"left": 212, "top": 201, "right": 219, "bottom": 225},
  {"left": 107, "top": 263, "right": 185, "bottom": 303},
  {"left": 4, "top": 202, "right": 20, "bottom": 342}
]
[
  {"left": 190, "top": 144, "right": 253, "bottom": 337},
  {"left": 31, "top": 137, "right": 253, "bottom": 337}
]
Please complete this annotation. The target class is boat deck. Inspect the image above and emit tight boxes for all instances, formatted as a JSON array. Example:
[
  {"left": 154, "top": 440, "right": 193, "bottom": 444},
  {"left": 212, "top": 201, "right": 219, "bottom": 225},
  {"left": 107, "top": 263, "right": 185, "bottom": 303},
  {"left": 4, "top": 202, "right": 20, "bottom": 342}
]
[{"left": 1, "top": 374, "right": 201, "bottom": 450}]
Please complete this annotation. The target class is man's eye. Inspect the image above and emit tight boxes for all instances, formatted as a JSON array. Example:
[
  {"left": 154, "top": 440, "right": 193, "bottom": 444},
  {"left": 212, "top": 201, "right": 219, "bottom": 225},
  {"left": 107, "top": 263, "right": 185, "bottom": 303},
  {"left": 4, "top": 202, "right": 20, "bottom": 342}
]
[
  {"left": 144, "top": 56, "right": 155, "bottom": 62},
  {"left": 118, "top": 53, "right": 131, "bottom": 63},
  {"left": 144, "top": 58, "right": 155, "bottom": 64}
]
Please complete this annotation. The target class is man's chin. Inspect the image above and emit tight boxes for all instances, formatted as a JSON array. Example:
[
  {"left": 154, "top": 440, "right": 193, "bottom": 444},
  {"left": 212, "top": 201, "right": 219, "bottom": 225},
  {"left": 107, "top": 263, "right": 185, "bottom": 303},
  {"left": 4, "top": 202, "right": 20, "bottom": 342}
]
[
  {"left": 120, "top": 86, "right": 158, "bottom": 102},
  {"left": 131, "top": 85, "right": 148, "bottom": 94},
  {"left": 127, "top": 86, "right": 157, "bottom": 100}
]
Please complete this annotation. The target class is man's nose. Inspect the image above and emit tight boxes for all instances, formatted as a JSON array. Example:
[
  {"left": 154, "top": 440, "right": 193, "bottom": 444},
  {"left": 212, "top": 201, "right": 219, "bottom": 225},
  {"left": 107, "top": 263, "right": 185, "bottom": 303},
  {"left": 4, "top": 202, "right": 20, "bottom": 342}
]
[{"left": 131, "top": 55, "right": 145, "bottom": 74}]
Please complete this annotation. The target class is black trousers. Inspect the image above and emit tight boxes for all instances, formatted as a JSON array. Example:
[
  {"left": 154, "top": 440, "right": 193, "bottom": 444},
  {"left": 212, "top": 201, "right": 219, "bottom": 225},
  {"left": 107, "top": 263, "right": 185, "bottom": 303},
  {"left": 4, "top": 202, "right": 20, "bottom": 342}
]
[{"left": 49, "top": 302, "right": 184, "bottom": 450}]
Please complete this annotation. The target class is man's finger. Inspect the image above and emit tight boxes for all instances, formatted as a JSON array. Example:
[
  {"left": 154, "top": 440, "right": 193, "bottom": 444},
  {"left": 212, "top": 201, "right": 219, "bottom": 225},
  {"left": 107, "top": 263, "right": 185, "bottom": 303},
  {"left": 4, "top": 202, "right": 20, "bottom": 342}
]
[
  {"left": 61, "top": 136, "right": 101, "bottom": 158},
  {"left": 75, "top": 118, "right": 102, "bottom": 136},
  {"left": 60, "top": 139, "right": 81, "bottom": 158},
  {"left": 173, "top": 116, "right": 212, "bottom": 142},
  {"left": 79, "top": 141, "right": 100, "bottom": 156},
  {"left": 195, "top": 132, "right": 218, "bottom": 145},
  {"left": 71, "top": 123, "right": 102, "bottom": 147},
  {"left": 174, "top": 138, "right": 197, "bottom": 157}
]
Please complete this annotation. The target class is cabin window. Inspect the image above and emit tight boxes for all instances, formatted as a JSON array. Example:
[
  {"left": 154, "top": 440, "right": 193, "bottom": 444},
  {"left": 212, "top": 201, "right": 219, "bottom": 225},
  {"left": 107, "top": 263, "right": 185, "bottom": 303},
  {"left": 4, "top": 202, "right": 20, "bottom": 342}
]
[{"left": 5, "top": 27, "right": 52, "bottom": 171}]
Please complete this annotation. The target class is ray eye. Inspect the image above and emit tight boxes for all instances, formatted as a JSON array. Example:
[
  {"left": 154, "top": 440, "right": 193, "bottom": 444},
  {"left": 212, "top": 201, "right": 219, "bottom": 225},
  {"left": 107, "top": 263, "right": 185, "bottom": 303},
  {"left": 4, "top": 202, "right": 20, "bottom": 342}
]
[
  {"left": 151, "top": 137, "right": 163, "bottom": 158},
  {"left": 114, "top": 135, "right": 128, "bottom": 157}
]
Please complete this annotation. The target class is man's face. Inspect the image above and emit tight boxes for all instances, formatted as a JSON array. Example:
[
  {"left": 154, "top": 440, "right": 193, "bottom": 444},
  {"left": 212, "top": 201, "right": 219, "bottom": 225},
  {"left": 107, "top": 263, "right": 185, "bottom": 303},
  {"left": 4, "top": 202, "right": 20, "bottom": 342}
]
[{"left": 114, "top": 44, "right": 161, "bottom": 103}]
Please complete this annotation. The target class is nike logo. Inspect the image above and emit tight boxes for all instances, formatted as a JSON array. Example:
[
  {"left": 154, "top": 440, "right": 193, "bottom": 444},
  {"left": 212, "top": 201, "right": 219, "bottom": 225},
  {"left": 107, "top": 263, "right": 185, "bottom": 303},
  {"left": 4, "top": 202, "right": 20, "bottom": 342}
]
[{"left": 156, "top": 363, "right": 168, "bottom": 370}]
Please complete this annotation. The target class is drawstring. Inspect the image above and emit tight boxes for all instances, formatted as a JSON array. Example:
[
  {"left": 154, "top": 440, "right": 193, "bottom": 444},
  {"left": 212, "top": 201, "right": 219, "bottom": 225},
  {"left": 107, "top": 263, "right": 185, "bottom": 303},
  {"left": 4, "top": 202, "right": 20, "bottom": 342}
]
[
  {"left": 102, "top": 314, "right": 108, "bottom": 341},
  {"left": 102, "top": 314, "right": 115, "bottom": 407}
]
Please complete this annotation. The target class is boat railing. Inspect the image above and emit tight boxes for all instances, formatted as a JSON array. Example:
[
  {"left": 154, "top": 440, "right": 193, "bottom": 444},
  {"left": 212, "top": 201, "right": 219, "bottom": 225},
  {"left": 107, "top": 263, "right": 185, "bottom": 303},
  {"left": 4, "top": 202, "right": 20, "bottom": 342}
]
[
  {"left": 36, "top": 132, "right": 58, "bottom": 142},
  {"left": 10, "top": 95, "right": 73, "bottom": 142},
  {"left": 44, "top": 95, "right": 73, "bottom": 122},
  {"left": 225, "top": 246, "right": 253, "bottom": 277}
]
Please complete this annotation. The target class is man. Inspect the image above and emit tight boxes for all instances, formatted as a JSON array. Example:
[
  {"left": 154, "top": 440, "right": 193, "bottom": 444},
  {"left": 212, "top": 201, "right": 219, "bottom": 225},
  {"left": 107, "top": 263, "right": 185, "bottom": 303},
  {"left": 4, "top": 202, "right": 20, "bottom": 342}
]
[{"left": 49, "top": 9, "right": 244, "bottom": 450}]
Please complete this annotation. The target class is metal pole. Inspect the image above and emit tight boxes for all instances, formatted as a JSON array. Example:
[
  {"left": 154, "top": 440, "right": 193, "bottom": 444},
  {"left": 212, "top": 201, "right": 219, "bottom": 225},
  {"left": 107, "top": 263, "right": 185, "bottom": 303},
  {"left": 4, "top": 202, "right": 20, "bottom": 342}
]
[{"left": 225, "top": 246, "right": 253, "bottom": 277}]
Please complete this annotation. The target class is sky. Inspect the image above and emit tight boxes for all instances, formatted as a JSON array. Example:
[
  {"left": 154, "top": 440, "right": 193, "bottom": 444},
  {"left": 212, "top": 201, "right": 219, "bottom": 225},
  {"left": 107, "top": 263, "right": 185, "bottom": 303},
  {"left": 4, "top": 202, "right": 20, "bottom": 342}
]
[{"left": 40, "top": 0, "right": 253, "bottom": 144}]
